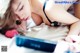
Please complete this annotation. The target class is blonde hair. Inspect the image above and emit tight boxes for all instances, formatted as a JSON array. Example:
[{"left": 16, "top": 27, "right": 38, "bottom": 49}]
[
  {"left": 0, "top": 0, "right": 16, "bottom": 28},
  {"left": 0, "top": 0, "right": 25, "bottom": 35}
]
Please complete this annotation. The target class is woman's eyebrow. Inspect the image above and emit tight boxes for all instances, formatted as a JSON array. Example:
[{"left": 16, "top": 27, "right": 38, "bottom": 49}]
[{"left": 16, "top": 2, "right": 21, "bottom": 11}]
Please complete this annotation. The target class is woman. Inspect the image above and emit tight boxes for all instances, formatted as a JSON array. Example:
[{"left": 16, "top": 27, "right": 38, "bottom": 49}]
[
  {"left": 0, "top": 0, "right": 80, "bottom": 37},
  {"left": 65, "top": 0, "right": 80, "bottom": 43}
]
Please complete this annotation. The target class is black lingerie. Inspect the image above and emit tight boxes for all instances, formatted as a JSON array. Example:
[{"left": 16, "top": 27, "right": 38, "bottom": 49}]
[{"left": 43, "top": 0, "right": 61, "bottom": 27}]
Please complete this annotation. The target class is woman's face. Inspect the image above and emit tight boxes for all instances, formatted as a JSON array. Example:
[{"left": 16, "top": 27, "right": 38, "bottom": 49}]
[{"left": 12, "top": 0, "right": 31, "bottom": 20}]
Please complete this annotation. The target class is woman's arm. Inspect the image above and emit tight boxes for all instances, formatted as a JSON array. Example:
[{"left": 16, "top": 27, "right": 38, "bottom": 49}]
[
  {"left": 68, "top": 21, "right": 80, "bottom": 36},
  {"left": 65, "top": 0, "right": 80, "bottom": 42},
  {"left": 65, "top": 21, "right": 80, "bottom": 42},
  {"left": 68, "top": 0, "right": 80, "bottom": 36},
  {"left": 44, "top": 0, "right": 79, "bottom": 25}
]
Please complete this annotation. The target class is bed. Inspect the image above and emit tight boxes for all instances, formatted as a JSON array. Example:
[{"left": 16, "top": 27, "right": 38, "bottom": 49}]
[
  {"left": 0, "top": 23, "right": 80, "bottom": 53},
  {"left": 0, "top": 6, "right": 80, "bottom": 53}
]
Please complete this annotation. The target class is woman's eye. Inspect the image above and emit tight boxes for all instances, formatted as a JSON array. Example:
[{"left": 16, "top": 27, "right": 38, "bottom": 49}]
[{"left": 19, "top": 5, "right": 24, "bottom": 11}]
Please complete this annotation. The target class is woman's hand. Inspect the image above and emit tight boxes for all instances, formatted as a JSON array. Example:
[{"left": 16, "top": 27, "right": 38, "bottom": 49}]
[
  {"left": 17, "top": 21, "right": 27, "bottom": 35},
  {"left": 65, "top": 35, "right": 80, "bottom": 43}
]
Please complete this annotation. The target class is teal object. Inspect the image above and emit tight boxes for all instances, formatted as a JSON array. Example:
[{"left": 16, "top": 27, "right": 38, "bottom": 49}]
[{"left": 15, "top": 34, "right": 57, "bottom": 52}]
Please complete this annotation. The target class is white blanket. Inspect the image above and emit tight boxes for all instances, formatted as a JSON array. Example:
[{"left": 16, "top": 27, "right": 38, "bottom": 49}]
[
  {"left": 0, "top": 23, "right": 80, "bottom": 53},
  {"left": 26, "top": 23, "right": 69, "bottom": 41}
]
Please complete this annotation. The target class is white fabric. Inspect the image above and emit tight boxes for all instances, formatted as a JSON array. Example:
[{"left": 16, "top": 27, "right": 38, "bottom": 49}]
[
  {"left": 0, "top": 0, "right": 10, "bottom": 17},
  {"left": 0, "top": 34, "right": 48, "bottom": 53},
  {"left": 0, "top": 0, "right": 10, "bottom": 18},
  {"left": 26, "top": 23, "right": 69, "bottom": 41},
  {"left": 26, "top": 17, "right": 36, "bottom": 28},
  {"left": 0, "top": 23, "right": 80, "bottom": 53}
]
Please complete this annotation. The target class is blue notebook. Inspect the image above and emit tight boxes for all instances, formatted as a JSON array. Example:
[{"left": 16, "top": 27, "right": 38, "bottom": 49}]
[{"left": 15, "top": 35, "right": 57, "bottom": 52}]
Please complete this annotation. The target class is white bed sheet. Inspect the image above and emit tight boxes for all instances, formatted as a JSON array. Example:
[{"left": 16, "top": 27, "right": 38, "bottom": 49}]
[{"left": 1, "top": 23, "right": 80, "bottom": 53}]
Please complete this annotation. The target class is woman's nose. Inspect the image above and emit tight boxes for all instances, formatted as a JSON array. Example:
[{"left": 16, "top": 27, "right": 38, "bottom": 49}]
[{"left": 17, "top": 12, "right": 25, "bottom": 19}]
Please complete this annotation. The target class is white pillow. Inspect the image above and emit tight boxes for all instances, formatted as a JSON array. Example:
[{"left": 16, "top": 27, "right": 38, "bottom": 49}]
[{"left": 0, "top": 0, "right": 10, "bottom": 18}]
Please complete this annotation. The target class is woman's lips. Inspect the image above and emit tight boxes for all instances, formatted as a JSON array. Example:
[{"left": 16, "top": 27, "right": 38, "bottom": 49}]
[{"left": 21, "top": 16, "right": 29, "bottom": 21}]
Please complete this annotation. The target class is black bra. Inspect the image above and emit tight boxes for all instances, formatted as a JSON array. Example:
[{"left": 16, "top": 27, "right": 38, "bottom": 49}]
[{"left": 43, "top": 0, "right": 61, "bottom": 27}]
